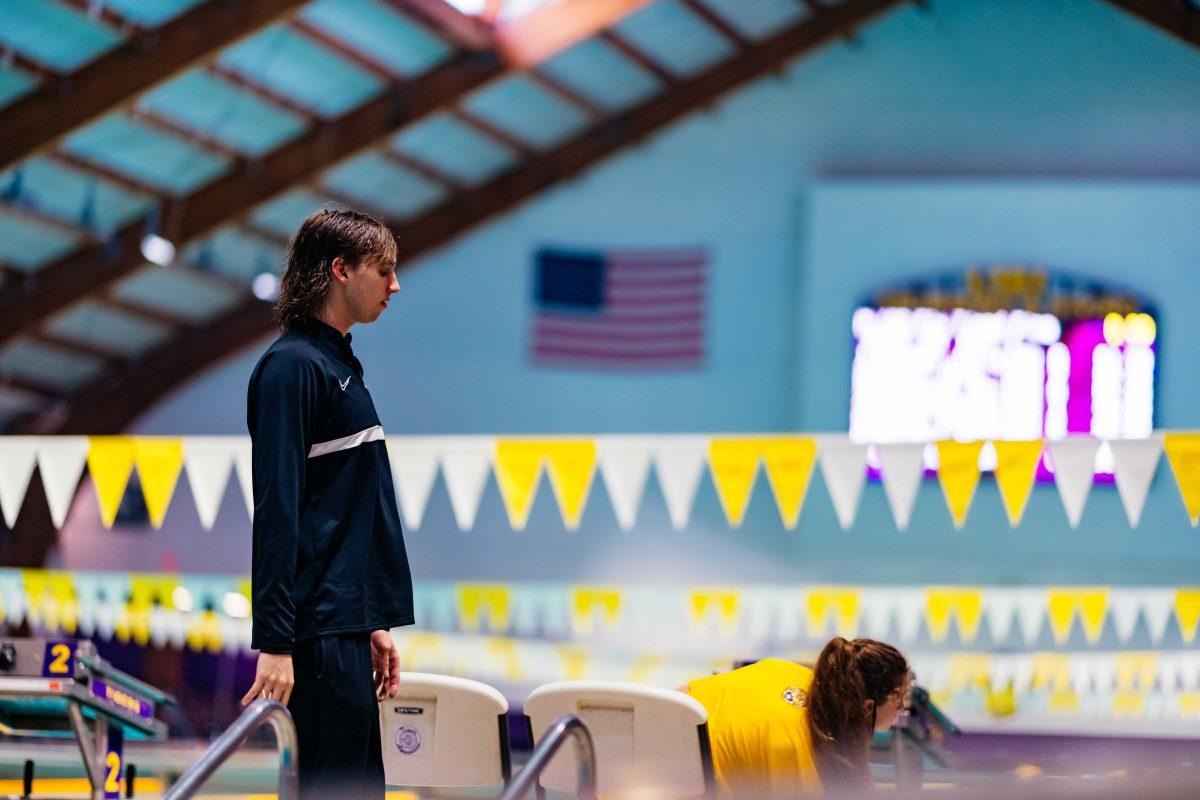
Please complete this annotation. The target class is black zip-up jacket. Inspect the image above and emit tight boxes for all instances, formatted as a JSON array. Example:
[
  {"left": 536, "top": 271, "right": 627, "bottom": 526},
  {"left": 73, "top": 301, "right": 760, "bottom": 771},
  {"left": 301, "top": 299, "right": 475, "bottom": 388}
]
[{"left": 247, "top": 316, "right": 414, "bottom": 653}]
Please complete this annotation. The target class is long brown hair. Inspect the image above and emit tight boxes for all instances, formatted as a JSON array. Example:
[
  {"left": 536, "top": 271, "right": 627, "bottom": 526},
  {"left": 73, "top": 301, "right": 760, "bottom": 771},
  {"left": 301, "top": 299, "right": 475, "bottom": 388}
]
[
  {"left": 806, "top": 637, "right": 908, "bottom": 792},
  {"left": 273, "top": 208, "right": 397, "bottom": 331}
]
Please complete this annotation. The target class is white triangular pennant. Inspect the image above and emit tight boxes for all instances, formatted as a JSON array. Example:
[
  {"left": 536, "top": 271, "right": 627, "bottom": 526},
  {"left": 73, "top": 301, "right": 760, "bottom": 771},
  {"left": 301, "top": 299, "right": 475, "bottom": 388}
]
[
  {"left": 773, "top": 590, "right": 802, "bottom": 640},
  {"left": 817, "top": 437, "right": 868, "bottom": 530},
  {"left": 653, "top": 437, "right": 707, "bottom": 530},
  {"left": 1159, "top": 653, "right": 1182, "bottom": 694},
  {"left": 387, "top": 437, "right": 441, "bottom": 530},
  {"left": 1015, "top": 589, "right": 1047, "bottom": 646},
  {"left": 1048, "top": 437, "right": 1099, "bottom": 528},
  {"left": 1140, "top": 590, "right": 1173, "bottom": 644},
  {"left": 182, "top": 437, "right": 237, "bottom": 531},
  {"left": 0, "top": 437, "right": 39, "bottom": 529},
  {"left": 36, "top": 437, "right": 89, "bottom": 529},
  {"left": 597, "top": 437, "right": 653, "bottom": 531},
  {"left": 1069, "top": 657, "right": 1094, "bottom": 695},
  {"left": 877, "top": 443, "right": 924, "bottom": 531},
  {"left": 1109, "top": 589, "right": 1142, "bottom": 643},
  {"left": 984, "top": 589, "right": 1018, "bottom": 645},
  {"left": 1109, "top": 436, "right": 1162, "bottom": 527},
  {"left": 860, "top": 589, "right": 893, "bottom": 639},
  {"left": 231, "top": 438, "right": 253, "bottom": 520},
  {"left": 439, "top": 437, "right": 494, "bottom": 531},
  {"left": 893, "top": 588, "right": 924, "bottom": 643}
]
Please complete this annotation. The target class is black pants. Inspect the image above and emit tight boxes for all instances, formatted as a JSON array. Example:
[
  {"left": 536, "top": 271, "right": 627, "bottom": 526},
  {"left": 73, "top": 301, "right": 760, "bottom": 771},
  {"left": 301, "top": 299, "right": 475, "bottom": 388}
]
[{"left": 288, "top": 634, "right": 384, "bottom": 800}]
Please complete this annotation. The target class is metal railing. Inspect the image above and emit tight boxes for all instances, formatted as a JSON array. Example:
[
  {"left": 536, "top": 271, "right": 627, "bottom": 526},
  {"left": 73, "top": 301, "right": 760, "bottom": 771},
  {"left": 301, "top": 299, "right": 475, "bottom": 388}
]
[
  {"left": 500, "top": 714, "right": 596, "bottom": 800},
  {"left": 164, "top": 699, "right": 298, "bottom": 800}
]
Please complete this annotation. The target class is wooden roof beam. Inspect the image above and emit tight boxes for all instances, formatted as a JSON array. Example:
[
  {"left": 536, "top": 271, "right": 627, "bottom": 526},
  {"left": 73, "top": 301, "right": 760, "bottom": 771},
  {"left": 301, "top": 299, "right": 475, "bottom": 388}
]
[
  {"left": 0, "top": 0, "right": 677, "bottom": 348},
  {"left": 383, "top": 0, "right": 494, "bottom": 51},
  {"left": 495, "top": 0, "right": 658, "bottom": 67},
  {"left": 9, "top": 297, "right": 273, "bottom": 435},
  {"left": 599, "top": 30, "right": 678, "bottom": 86},
  {"left": 0, "top": 0, "right": 310, "bottom": 171},
  {"left": 7, "top": 0, "right": 912, "bottom": 436},
  {"left": 678, "top": 0, "right": 751, "bottom": 51},
  {"left": 1100, "top": 0, "right": 1200, "bottom": 50}
]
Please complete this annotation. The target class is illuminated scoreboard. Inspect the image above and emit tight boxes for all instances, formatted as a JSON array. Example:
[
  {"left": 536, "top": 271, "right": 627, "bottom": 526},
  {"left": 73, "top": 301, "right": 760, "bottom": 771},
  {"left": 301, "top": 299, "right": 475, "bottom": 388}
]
[{"left": 848, "top": 268, "right": 1156, "bottom": 475}]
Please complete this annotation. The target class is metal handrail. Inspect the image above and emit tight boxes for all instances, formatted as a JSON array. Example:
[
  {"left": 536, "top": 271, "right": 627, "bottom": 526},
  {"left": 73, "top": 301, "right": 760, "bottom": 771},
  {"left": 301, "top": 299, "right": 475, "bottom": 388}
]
[
  {"left": 500, "top": 714, "right": 596, "bottom": 800},
  {"left": 164, "top": 699, "right": 298, "bottom": 800}
]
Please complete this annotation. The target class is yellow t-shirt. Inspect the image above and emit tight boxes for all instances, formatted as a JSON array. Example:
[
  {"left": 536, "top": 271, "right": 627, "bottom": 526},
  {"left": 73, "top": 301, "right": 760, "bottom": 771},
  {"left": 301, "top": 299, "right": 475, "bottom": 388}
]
[{"left": 687, "top": 659, "right": 822, "bottom": 798}]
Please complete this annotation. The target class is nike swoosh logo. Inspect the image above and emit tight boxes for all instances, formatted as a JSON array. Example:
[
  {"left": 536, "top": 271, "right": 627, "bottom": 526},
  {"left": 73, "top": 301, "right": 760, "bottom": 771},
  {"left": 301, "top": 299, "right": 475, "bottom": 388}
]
[{"left": 339, "top": 376, "right": 351, "bottom": 391}]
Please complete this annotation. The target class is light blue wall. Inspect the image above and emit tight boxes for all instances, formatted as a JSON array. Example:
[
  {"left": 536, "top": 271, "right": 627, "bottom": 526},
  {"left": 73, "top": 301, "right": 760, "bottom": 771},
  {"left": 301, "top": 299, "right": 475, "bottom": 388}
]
[{"left": 49, "top": 0, "right": 1200, "bottom": 599}]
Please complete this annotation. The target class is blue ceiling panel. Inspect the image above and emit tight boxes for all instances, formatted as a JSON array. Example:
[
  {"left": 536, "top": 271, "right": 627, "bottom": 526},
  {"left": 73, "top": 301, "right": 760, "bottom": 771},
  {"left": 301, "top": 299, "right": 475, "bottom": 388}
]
[
  {"left": 141, "top": 69, "right": 309, "bottom": 156},
  {"left": 250, "top": 189, "right": 330, "bottom": 238},
  {"left": 62, "top": 114, "right": 232, "bottom": 194},
  {"left": 112, "top": 266, "right": 243, "bottom": 324},
  {"left": 323, "top": 152, "right": 447, "bottom": 219},
  {"left": 613, "top": 0, "right": 735, "bottom": 77},
  {"left": 0, "top": 210, "right": 81, "bottom": 271},
  {"left": 299, "top": 0, "right": 452, "bottom": 76},
  {"left": 0, "top": 338, "right": 105, "bottom": 392},
  {"left": 218, "top": 24, "right": 385, "bottom": 117},
  {"left": 185, "top": 226, "right": 285, "bottom": 282},
  {"left": 540, "top": 36, "right": 663, "bottom": 112},
  {"left": 699, "top": 0, "right": 806, "bottom": 40},
  {"left": 45, "top": 299, "right": 173, "bottom": 357},
  {"left": 1, "top": 157, "right": 154, "bottom": 234},
  {"left": 463, "top": 74, "right": 590, "bottom": 150},
  {"left": 392, "top": 113, "right": 518, "bottom": 185},
  {"left": 101, "top": 0, "right": 207, "bottom": 26},
  {"left": 0, "top": 66, "right": 37, "bottom": 110},
  {"left": 0, "top": 0, "right": 122, "bottom": 72}
]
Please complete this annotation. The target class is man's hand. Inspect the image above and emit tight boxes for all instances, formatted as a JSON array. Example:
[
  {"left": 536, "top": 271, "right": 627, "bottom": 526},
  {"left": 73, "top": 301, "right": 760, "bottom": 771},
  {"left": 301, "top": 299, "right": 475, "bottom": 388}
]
[
  {"left": 241, "top": 652, "right": 294, "bottom": 707},
  {"left": 370, "top": 630, "right": 400, "bottom": 701}
]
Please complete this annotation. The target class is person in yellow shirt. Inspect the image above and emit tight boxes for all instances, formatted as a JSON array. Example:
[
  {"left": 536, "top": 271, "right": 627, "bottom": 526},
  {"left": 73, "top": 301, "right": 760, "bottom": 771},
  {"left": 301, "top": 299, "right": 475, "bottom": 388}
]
[{"left": 684, "top": 638, "right": 911, "bottom": 798}]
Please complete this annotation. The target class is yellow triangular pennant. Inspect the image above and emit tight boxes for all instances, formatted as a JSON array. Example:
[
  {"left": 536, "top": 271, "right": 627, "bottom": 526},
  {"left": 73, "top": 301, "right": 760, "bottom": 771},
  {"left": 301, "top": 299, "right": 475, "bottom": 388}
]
[
  {"left": 1176, "top": 589, "right": 1200, "bottom": 643},
  {"left": 926, "top": 588, "right": 984, "bottom": 643},
  {"left": 88, "top": 436, "right": 137, "bottom": 528},
  {"left": 134, "top": 438, "right": 184, "bottom": 528},
  {"left": 1164, "top": 433, "right": 1200, "bottom": 526},
  {"left": 571, "top": 587, "right": 622, "bottom": 634},
  {"left": 925, "top": 589, "right": 955, "bottom": 643},
  {"left": 936, "top": 440, "right": 983, "bottom": 528},
  {"left": 558, "top": 645, "right": 589, "bottom": 680},
  {"left": 1115, "top": 653, "right": 1158, "bottom": 692},
  {"left": 688, "top": 589, "right": 740, "bottom": 634},
  {"left": 761, "top": 437, "right": 818, "bottom": 529},
  {"left": 1077, "top": 589, "right": 1109, "bottom": 643},
  {"left": 1047, "top": 588, "right": 1109, "bottom": 643},
  {"left": 807, "top": 588, "right": 859, "bottom": 637},
  {"left": 947, "top": 654, "right": 992, "bottom": 692},
  {"left": 494, "top": 441, "right": 544, "bottom": 530},
  {"left": 1114, "top": 692, "right": 1146, "bottom": 718},
  {"left": 485, "top": 639, "right": 524, "bottom": 681},
  {"left": 458, "top": 585, "right": 512, "bottom": 632},
  {"left": 1182, "top": 693, "right": 1200, "bottom": 718},
  {"left": 1031, "top": 653, "right": 1072, "bottom": 692},
  {"left": 543, "top": 441, "right": 597, "bottom": 530},
  {"left": 1047, "top": 590, "right": 1078, "bottom": 644},
  {"left": 993, "top": 440, "right": 1043, "bottom": 526},
  {"left": 708, "top": 439, "right": 761, "bottom": 527}
]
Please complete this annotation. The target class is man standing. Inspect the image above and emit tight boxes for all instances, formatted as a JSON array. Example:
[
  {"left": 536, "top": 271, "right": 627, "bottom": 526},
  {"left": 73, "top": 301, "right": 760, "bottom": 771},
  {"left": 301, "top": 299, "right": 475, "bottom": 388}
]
[{"left": 242, "top": 209, "right": 412, "bottom": 799}]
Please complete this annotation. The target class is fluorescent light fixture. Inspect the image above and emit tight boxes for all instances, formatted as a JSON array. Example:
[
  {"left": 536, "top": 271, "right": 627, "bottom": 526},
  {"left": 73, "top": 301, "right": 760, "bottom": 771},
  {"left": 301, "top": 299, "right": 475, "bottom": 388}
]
[
  {"left": 141, "top": 233, "right": 176, "bottom": 266},
  {"left": 172, "top": 586, "right": 194, "bottom": 613},
  {"left": 222, "top": 592, "right": 251, "bottom": 619},
  {"left": 252, "top": 272, "right": 280, "bottom": 301}
]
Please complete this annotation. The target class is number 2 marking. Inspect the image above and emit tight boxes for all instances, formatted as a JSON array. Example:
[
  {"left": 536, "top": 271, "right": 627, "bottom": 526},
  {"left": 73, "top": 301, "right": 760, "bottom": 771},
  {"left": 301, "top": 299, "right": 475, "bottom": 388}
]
[
  {"left": 48, "top": 643, "right": 71, "bottom": 674},
  {"left": 104, "top": 751, "right": 121, "bottom": 793}
]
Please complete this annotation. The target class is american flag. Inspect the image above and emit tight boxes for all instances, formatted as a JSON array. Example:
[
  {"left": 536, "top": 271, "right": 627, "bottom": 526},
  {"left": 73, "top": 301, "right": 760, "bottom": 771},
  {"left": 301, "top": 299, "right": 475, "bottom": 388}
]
[{"left": 530, "top": 247, "right": 708, "bottom": 370}]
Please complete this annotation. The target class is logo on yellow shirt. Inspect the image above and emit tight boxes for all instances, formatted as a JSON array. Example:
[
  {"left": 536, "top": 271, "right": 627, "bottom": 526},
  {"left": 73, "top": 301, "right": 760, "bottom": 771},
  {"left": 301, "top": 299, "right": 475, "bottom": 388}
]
[{"left": 782, "top": 686, "right": 807, "bottom": 708}]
